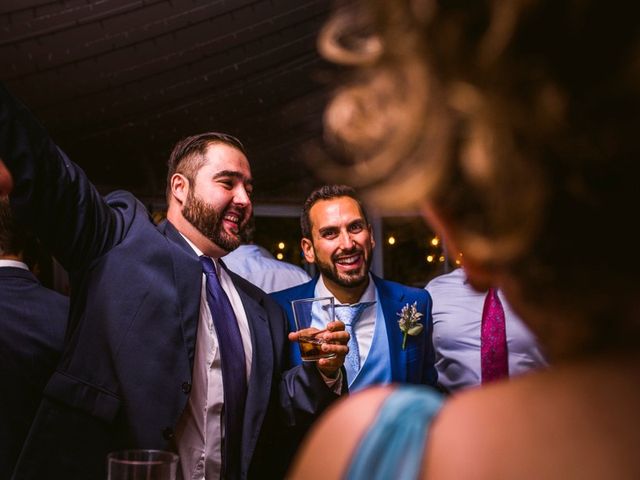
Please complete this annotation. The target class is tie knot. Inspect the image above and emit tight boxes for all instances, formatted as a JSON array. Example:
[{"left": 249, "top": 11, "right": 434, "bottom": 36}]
[
  {"left": 484, "top": 287, "right": 502, "bottom": 312},
  {"left": 199, "top": 255, "right": 217, "bottom": 276},
  {"left": 334, "top": 302, "right": 375, "bottom": 325}
]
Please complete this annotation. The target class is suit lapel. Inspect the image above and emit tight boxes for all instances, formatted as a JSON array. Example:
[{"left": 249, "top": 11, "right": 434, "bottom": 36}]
[
  {"left": 159, "top": 220, "right": 202, "bottom": 371},
  {"left": 373, "top": 275, "right": 407, "bottom": 383},
  {"left": 233, "top": 282, "right": 272, "bottom": 474}
]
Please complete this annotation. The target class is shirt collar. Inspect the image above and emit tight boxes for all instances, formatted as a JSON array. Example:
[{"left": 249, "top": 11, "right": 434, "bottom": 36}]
[
  {"left": 179, "top": 232, "right": 221, "bottom": 273},
  {"left": 0, "top": 259, "right": 29, "bottom": 270},
  {"left": 316, "top": 272, "right": 376, "bottom": 306}
]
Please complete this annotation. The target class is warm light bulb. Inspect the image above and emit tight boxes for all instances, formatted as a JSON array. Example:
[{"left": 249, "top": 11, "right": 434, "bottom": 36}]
[
  {"left": 277, "top": 242, "right": 285, "bottom": 250},
  {"left": 426, "top": 255, "right": 434, "bottom": 263},
  {"left": 276, "top": 253, "right": 284, "bottom": 260},
  {"left": 439, "top": 255, "right": 445, "bottom": 262},
  {"left": 388, "top": 236, "right": 396, "bottom": 245},
  {"left": 430, "top": 237, "right": 439, "bottom": 246}
]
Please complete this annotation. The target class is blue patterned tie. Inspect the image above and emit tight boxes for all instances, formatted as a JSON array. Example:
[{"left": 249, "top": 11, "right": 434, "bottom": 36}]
[
  {"left": 334, "top": 302, "right": 376, "bottom": 385},
  {"left": 200, "top": 256, "right": 246, "bottom": 480}
]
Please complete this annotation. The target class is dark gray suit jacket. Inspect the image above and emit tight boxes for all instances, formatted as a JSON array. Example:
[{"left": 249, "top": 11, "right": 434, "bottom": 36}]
[{"left": 0, "top": 266, "right": 68, "bottom": 479}]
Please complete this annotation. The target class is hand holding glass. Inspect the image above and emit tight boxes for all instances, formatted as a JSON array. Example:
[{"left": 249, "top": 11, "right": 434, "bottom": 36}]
[{"left": 292, "top": 296, "right": 337, "bottom": 361}]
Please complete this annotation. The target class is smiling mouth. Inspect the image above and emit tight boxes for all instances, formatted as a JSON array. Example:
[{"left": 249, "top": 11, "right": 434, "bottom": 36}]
[
  {"left": 334, "top": 252, "right": 362, "bottom": 269},
  {"left": 222, "top": 211, "right": 243, "bottom": 233}
]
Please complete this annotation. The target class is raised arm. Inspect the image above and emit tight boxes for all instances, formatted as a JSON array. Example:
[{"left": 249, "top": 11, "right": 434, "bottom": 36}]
[{"left": 0, "top": 83, "right": 124, "bottom": 272}]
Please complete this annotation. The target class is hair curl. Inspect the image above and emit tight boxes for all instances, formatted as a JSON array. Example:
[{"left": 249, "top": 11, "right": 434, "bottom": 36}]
[{"left": 317, "top": 0, "right": 640, "bottom": 355}]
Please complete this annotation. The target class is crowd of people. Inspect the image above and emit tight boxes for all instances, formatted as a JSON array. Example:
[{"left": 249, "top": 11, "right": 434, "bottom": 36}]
[{"left": 1, "top": 0, "right": 638, "bottom": 478}]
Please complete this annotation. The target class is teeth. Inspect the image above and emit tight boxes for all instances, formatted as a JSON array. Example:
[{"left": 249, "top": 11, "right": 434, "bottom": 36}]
[
  {"left": 337, "top": 255, "right": 359, "bottom": 265},
  {"left": 224, "top": 213, "right": 239, "bottom": 223}
]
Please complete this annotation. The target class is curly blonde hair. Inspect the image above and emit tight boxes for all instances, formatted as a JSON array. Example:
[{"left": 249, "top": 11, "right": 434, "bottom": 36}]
[{"left": 316, "top": 0, "right": 640, "bottom": 355}]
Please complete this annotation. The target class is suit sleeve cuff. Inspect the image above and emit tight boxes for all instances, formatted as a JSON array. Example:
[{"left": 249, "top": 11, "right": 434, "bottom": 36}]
[{"left": 318, "top": 368, "right": 343, "bottom": 395}]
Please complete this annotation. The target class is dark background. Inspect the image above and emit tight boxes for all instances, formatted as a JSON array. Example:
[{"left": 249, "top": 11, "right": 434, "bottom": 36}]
[
  {"left": 1, "top": 0, "right": 332, "bottom": 205},
  {"left": 1, "top": 0, "right": 451, "bottom": 288}
]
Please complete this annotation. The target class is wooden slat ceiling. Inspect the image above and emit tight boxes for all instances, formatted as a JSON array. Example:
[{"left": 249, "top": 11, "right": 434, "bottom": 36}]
[{"left": 1, "top": 0, "right": 332, "bottom": 204}]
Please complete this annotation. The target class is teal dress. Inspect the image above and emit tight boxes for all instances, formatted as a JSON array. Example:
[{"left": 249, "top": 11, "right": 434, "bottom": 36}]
[{"left": 346, "top": 385, "right": 444, "bottom": 480}]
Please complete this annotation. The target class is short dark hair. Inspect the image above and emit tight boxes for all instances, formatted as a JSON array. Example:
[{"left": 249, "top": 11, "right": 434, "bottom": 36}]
[
  {"left": 300, "top": 184, "right": 368, "bottom": 239},
  {"left": 165, "top": 132, "right": 246, "bottom": 201},
  {"left": 0, "top": 198, "right": 41, "bottom": 268},
  {"left": 0, "top": 197, "right": 22, "bottom": 256}
]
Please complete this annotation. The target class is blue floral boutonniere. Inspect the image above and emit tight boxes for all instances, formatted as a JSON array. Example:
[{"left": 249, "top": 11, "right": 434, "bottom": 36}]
[{"left": 397, "top": 301, "right": 424, "bottom": 350}]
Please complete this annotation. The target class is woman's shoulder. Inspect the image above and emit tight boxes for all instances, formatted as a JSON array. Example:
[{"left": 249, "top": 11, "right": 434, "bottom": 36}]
[
  {"left": 288, "top": 386, "right": 395, "bottom": 479},
  {"left": 288, "top": 385, "right": 443, "bottom": 480},
  {"left": 425, "top": 360, "right": 640, "bottom": 479},
  {"left": 424, "top": 371, "right": 557, "bottom": 476}
]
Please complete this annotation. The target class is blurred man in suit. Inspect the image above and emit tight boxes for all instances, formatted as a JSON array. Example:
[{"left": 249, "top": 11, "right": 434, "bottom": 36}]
[
  {"left": 272, "top": 185, "right": 437, "bottom": 392},
  {"left": 0, "top": 85, "right": 348, "bottom": 480},
  {"left": 0, "top": 196, "right": 68, "bottom": 478}
]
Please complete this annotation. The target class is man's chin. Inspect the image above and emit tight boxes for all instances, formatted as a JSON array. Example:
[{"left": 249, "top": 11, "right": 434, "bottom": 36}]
[
  {"left": 336, "top": 272, "right": 368, "bottom": 288},
  {"left": 210, "top": 233, "right": 240, "bottom": 253}
]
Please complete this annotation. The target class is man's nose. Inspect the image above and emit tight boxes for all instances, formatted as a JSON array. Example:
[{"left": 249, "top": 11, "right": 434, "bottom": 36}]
[
  {"left": 338, "top": 230, "right": 355, "bottom": 249},
  {"left": 233, "top": 185, "right": 251, "bottom": 206}
]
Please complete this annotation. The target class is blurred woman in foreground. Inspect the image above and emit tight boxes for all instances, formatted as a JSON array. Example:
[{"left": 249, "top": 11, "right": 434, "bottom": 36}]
[{"left": 291, "top": 0, "right": 640, "bottom": 478}]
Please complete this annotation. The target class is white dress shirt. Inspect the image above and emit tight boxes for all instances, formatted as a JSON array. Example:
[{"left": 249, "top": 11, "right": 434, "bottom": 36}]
[
  {"left": 425, "top": 268, "right": 547, "bottom": 392},
  {"left": 0, "top": 259, "right": 29, "bottom": 270},
  {"left": 314, "top": 274, "right": 377, "bottom": 367},
  {"left": 175, "top": 237, "right": 253, "bottom": 480},
  {"left": 222, "top": 244, "right": 310, "bottom": 293}
]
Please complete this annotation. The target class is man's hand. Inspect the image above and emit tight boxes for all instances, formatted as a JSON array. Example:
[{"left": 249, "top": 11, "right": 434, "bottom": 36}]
[{"left": 288, "top": 320, "right": 349, "bottom": 378}]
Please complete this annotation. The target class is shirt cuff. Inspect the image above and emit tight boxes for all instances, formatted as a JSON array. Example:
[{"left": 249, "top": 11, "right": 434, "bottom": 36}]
[{"left": 319, "top": 369, "right": 343, "bottom": 395}]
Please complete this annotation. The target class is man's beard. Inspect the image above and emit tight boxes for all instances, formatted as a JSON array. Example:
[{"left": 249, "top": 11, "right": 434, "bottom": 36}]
[
  {"left": 182, "top": 191, "right": 245, "bottom": 253},
  {"left": 315, "top": 247, "right": 371, "bottom": 289}
]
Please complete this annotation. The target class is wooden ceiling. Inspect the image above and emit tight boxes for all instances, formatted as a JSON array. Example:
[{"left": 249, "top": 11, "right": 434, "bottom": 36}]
[{"left": 1, "top": 0, "right": 333, "bottom": 204}]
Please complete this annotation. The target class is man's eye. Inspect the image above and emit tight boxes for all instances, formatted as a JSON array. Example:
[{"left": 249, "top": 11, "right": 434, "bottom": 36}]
[
  {"left": 321, "top": 230, "right": 338, "bottom": 239},
  {"left": 349, "top": 223, "right": 364, "bottom": 233}
]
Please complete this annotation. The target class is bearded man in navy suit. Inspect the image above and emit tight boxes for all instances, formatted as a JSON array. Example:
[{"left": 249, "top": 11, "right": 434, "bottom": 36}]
[
  {"left": 0, "top": 84, "right": 348, "bottom": 480},
  {"left": 272, "top": 185, "right": 437, "bottom": 393}
]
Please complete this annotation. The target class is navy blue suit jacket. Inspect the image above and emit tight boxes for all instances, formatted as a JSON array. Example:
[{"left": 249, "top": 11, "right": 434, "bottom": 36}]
[
  {"left": 0, "top": 266, "right": 68, "bottom": 479},
  {"left": 0, "top": 84, "right": 341, "bottom": 479},
  {"left": 271, "top": 275, "right": 438, "bottom": 387}
]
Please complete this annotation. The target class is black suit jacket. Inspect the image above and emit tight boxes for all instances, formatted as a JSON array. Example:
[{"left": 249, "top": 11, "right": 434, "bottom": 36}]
[
  {"left": 0, "top": 266, "right": 68, "bottom": 479},
  {"left": 0, "top": 84, "right": 342, "bottom": 479}
]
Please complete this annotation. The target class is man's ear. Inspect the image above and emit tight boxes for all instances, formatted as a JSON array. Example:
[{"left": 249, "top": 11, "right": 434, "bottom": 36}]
[
  {"left": 420, "top": 201, "right": 494, "bottom": 291},
  {"left": 301, "top": 237, "right": 316, "bottom": 264},
  {"left": 170, "top": 173, "right": 189, "bottom": 205},
  {"left": 368, "top": 224, "right": 375, "bottom": 249}
]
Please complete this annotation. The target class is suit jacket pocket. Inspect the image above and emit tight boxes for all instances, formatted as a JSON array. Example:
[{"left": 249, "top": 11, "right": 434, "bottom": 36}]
[{"left": 44, "top": 370, "right": 121, "bottom": 423}]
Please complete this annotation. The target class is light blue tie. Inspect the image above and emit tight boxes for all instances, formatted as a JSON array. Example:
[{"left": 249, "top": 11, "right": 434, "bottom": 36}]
[{"left": 335, "top": 302, "right": 376, "bottom": 385}]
